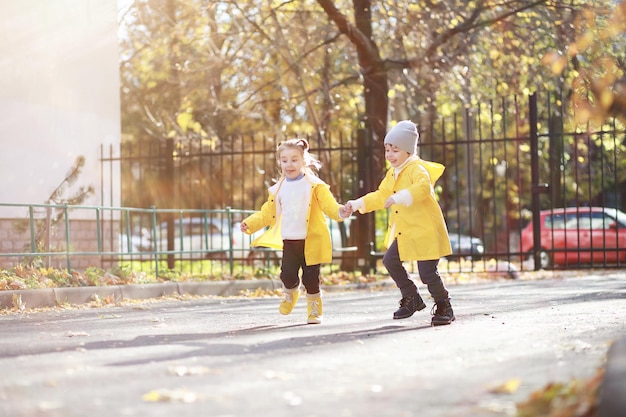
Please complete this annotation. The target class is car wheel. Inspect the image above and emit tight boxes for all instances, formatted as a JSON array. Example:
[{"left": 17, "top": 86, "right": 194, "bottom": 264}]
[
  {"left": 537, "top": 250, "right": 552, "bottom": 269},
  {"left": 534, "top": 250, "right": 552, "bottom": 269},
  {"left": 526, "top": 250, "right": 552, "bottom": 270}
]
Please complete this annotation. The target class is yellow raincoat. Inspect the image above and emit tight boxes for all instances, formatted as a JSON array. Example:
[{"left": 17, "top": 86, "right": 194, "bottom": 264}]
[
  {"left": 359, "top": 157, "right": 452, "bottom": 261},
  {"left": 242, "top": 173, "right": 344, "bottom": 265}
]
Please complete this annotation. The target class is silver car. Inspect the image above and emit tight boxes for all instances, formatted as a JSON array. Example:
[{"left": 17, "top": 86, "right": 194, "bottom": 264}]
[{"left": 448, "top": 232, "right": 484, "bottom": 260}]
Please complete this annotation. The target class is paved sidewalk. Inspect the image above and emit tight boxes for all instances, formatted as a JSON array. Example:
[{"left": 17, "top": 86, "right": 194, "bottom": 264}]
[{"left": 1, "top": 276, "right": 624, "bottom": 416}]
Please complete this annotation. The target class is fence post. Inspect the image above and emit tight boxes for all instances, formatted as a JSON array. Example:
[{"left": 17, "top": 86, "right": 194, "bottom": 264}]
[
  {"left": 165, "top": 138, "right": 176, "bottom": 269},
  {"left": 151, "top": 206, "right": 159, "bottom": 278},
  {"left": 96, "top": 208, "right": 102, "bottom": 254},
  {"left": 63, "top": 203, "right": 71, "bottom": 273},
  {"left": 529, "top": 93, "right": 549, "bottom": 270},
  {"left": 28, "top": 206, "right": 36, "bottom": 253},
  {"left": 226, "top": 206, "right": 234, "bottom": 276}
]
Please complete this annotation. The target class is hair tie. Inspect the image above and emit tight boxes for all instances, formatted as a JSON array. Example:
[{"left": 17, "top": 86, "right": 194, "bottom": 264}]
[{"left": 297, "top": 138, "right": 309, "bottom": 151}]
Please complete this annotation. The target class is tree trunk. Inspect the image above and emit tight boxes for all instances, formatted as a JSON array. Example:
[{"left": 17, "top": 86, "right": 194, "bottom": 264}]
[
  {"left": 315, "top": 0, "right": 389, "bottom": 176},
  {"left": 316, "top": 0, "right": 391, "bottom": 271},
  {"left": 352, "top": 0, "right": 388, "bottom": 177}
]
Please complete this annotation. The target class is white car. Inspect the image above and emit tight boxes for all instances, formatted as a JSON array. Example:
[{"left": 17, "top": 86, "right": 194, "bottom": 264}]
[
  {"left": 447, "top": 232, "right": 485, "bottom": 260},
  {"left": 117, "top": 227, "right": 153, "bottom": 254},
  {"left": 142, "top": 216, "right": 353, "bottom": 260},
  {"left": 147, "top": 217, "right": 254, "bottom": 259},
  {"left": 247, "top": 217, "right": 355, "bottom": 261}
]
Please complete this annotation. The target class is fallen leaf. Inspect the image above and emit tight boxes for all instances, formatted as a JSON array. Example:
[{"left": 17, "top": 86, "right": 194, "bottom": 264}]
[
  {"left": 12, "top": 293, "right": 26, "bottom": 310},
  {"left": 168, "top": 366, "right": 213, "bottom": 376},
  {"left": 263, "top": 370, "right": 294, "bottom": 380},
  {"left": 65, "top": 331, "right": 89, "bottom": 337},
  {"left": 490, "top": 378, "right": 521, "bottom": 394},
  {"left": 142, "top": 388, "right": 198, "bottom": 403},
  {"left": 515, "top": 369, "right": 603, "bottom": 417}
]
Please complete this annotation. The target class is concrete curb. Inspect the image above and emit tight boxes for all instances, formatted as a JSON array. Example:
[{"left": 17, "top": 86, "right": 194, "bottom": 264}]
[
  {"left": 0, "top": 278, "right": 397, "bottom": 310},
  {"left": 0, "top": 279, "right": 276, "bottom": 309}
]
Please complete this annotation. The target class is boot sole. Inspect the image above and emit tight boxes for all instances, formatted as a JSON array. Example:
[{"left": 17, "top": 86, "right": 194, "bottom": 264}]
[{"left": 431, "top": 316, "right": 456, "bottom": 326}]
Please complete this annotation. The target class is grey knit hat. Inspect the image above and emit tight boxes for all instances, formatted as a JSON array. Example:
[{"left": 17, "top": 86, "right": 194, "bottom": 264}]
[{"left": 383, "top": 120, "right": 418, "bottom": 154}]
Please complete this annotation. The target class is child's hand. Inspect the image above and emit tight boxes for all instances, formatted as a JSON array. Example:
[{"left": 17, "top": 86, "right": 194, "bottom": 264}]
[
  {"left": 347, "top": 200, "right": 358, "bottom": 214},
  {"left": 384, "top": 196, "right": 396, "bottom": 208},
  {"left": 240, "top": 221, "right": 249, "bottom": 232},
  {"left": 339, "top": 203, "right": 353, "bottom": 218}
]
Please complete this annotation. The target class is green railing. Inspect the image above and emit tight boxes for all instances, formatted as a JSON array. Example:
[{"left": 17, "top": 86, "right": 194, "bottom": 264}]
[{"left": 0, "top": 203, "right": 270, "bottom": 276}]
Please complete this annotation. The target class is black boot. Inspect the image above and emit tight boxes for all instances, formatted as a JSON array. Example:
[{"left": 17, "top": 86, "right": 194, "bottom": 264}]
[
  {"left": 393, "top": 295, "right": 426, "bottom": 319},
  {"left": 431, "top": 298, "right": 455, "bottom": 326}
]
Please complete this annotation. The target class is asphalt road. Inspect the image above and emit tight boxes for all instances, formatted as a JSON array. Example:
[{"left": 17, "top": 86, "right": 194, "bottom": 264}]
[{"left": 1, "top": 272, "right": 625, "bottom": 417}]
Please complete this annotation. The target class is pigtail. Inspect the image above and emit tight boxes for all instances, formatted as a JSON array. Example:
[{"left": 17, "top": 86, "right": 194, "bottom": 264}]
[
  {"left": 296, "top": 138, "right": 309, "bottom": 151},
  {"left": 298, "top": 138, "right": 322, "bottom": 173}
]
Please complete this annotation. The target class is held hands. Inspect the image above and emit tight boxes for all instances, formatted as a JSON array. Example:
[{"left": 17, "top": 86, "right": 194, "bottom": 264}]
[
  {"left": 339, "top": 202, "right": 353, "bottom": 218},
  {"left": 384, "top": 196, "right": 396, "bottom": 208}
]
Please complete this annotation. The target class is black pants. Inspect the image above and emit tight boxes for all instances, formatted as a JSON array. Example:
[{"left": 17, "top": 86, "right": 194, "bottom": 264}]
[
  {"left": 280, "top": 240, "right": 321, "bottom": 294},
  {"left": 382, "top": 239, "right": 449, "bottom": 302}
]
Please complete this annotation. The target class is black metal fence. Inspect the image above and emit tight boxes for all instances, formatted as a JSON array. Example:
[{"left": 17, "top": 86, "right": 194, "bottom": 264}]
[
  {"left": 98, "top": 91, "right": 626, "bottom": 274},
  {"left": 4, "top": 93, "right": 623, "bottom": 275}
]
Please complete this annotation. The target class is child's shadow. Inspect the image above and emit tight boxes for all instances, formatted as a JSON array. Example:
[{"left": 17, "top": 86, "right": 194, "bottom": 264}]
[{"left": 101, "top": 323, "right": 432, "bottom": 366}]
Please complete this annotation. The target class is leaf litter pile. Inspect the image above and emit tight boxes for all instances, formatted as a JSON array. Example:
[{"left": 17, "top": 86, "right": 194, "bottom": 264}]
[{"left": 0, "top": 259, "right": 594, "bottom": 292}]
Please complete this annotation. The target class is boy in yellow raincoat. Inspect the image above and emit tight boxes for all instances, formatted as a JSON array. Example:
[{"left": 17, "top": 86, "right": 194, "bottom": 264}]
[
  {"left": 241, "top": 138, "right": 350, "bottom": 324},
  {"left": 346, "top": 121, "right": 455, "bottom": 326}
]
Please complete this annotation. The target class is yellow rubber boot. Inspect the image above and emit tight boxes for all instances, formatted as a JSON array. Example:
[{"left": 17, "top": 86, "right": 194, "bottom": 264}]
[
  {"left": 279, "top": 286, "right": 300, "bottom": 315},
  {"left": 306, "top": 292, "right": 323, "bottom": 324}
]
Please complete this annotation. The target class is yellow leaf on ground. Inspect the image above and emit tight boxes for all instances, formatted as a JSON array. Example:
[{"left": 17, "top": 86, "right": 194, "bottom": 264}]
[
  {"left": 490, "top": 378, "right": 521, "bottom": 394},
  {"left": 142, "top": 388, "right": 198, "bottom": 403}
]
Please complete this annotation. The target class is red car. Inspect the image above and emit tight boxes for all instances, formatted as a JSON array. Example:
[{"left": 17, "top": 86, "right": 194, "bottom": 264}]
[{"left": 520, "top": 207, "right": 626, "bottom": 269}]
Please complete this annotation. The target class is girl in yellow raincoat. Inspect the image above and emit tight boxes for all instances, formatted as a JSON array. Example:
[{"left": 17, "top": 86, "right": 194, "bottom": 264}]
[
  {"left": 346, "top": 121, "right": 455, "bottom": 326},
  {"left": 241, "top": 138, "right": 350, "bottom": 324}
]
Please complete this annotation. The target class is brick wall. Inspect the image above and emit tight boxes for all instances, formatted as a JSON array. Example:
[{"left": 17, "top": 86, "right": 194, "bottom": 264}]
[{"left": 0, "top": 218, "right": 120, "bottom": 271}]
